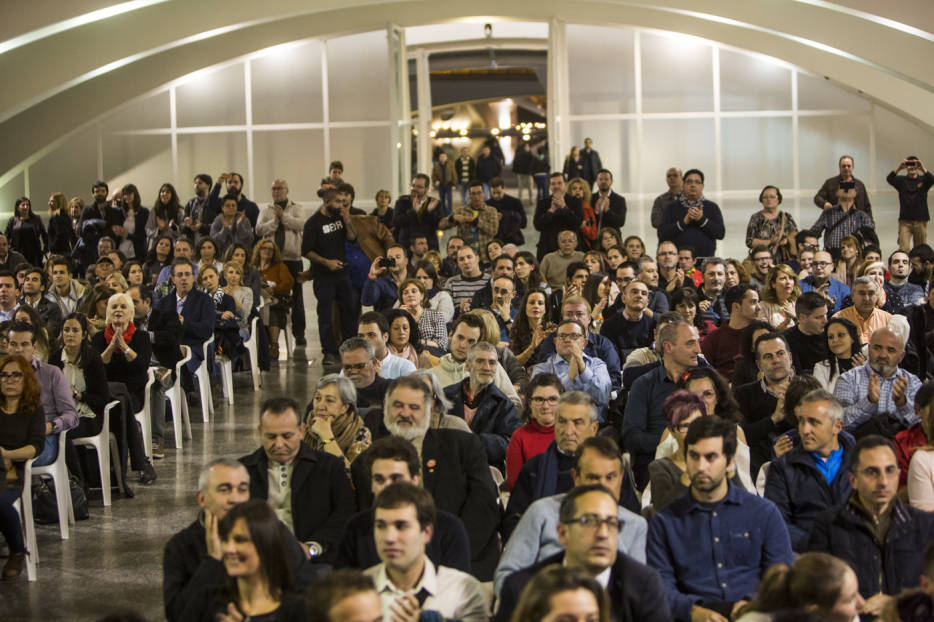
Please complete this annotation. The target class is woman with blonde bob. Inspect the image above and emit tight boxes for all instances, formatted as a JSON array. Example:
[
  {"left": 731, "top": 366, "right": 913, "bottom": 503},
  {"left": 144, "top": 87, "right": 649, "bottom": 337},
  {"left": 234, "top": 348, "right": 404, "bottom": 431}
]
[
  {"left": 759, "top": 264, "right": 802, "bottom": 330},
  {"left": 735, "top": 552, "right": 863, "bottom": 621},
  {"left": 509, "top": 565, "right": 611, "bottom": 622}
]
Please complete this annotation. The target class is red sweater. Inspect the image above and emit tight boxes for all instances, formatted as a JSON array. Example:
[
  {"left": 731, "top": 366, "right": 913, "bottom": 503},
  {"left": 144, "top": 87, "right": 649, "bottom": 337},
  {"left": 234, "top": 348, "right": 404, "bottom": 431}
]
[{"left": 505, "top": 420, "right": 555, "bottom": 490}]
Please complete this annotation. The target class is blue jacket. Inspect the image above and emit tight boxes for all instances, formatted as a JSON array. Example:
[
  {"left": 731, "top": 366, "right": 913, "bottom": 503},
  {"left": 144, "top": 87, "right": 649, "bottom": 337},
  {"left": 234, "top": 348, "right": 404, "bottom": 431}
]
[
  {"left": 764, "top": 432, "right": 855, "bottom": 552},
  {"left": 808, "top": 496, "right": 934, "bottom": 598},
  {"left": 360, "top": 275, "right": 399, "bottom": 312},
  {"left": 647, "top": 483, "right": 793, "bottom": 621}
]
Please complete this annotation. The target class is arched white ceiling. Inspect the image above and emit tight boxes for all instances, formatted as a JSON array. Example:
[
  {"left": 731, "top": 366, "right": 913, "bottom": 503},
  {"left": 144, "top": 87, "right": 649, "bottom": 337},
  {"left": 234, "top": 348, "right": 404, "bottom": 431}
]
[{"left": 1, "top": 0, "right": 932, "bottom": 178}]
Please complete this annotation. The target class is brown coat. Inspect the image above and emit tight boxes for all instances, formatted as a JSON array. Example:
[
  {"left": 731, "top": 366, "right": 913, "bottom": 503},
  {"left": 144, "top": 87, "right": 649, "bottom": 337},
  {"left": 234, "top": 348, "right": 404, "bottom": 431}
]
[
  {"left": 432, "top": 159, "right": 456, "bottom": 187},
  {"left": 350, "top": 214, "right": 395, "bottom": 261}
]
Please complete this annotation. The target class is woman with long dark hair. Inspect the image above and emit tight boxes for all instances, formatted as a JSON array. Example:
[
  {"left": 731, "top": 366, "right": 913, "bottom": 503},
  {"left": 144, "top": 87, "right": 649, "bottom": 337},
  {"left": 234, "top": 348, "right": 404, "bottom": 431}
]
[
  {"left": 514, "top": 251, "right": 547, "bottom": 294},
  {"left": 670, "top": 286, "right": 716, "bottom": 340},
  {"left": 119, "top": 183, "right": 150, "bottom": 261},
  {"left": 181, "top": 499, "right": 305, "bottom": 621},
  {"left": 145, "top": 183, "right": 182, "bottom": 248},
  {"left": 0, "top": 355, "right": 44, "bottom": 579},
  {"left": 6, "top": 197, "right": 48, "bottom": 267},
  {"left": 412, "top": 259, "right": 454, "bottom": 324},
  {"left": 143, "top": 234, "right": 174, "bottom": 285},
  {"left": 384, "top": 308, "right": 429, "bottom": 369},
  {"left": 813, "top": 317, "right": 864, "bottom": 392},
  {"left": 509, "top": 288, "right": 551, "bottom": 366},
  {"left": 49, "top": 313, "right": 111, "bottom": 491}
]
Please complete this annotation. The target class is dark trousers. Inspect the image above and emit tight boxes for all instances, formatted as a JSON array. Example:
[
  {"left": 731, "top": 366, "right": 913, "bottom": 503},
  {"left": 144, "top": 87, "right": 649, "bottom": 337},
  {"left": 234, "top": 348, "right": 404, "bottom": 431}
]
[
  {"left": 438, "top": 185, "right": 454, "bottom": 217},
  {"left": 313, "top": 276, "right": 357, "bottom": 356},
  {"left": 0, "top": 488, "right": 24, "bottom": 553},
  {"left": 284, "top": 259, "right": 305, "bottom": 339}
]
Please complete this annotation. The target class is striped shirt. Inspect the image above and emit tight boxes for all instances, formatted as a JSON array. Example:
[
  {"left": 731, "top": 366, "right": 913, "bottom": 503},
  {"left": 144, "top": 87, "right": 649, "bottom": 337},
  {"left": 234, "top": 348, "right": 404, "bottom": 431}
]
[{"left": 445, "top": 273, "right": 489, "bottom": 307}]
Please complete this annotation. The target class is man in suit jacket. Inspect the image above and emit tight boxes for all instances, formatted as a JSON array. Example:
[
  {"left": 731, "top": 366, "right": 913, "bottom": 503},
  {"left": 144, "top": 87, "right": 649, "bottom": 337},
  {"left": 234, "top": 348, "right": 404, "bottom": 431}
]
[
  {"left": 591, "top": 168, "right": 627, "bottom": 232},
  {"left": 495, "top": 485, "right": 669, "bottom": 622},
  {"left": 350, "top": 376, "right": 501, "bottom": 581},
  {"left": 154, "top": 258, "right": 215, "bottom": 392},
  {"left": 240, "top": 397, "right": 355, "bottom": 562},
  {"left": 130, "top": 284, "right": 183, "bottom": 370}
]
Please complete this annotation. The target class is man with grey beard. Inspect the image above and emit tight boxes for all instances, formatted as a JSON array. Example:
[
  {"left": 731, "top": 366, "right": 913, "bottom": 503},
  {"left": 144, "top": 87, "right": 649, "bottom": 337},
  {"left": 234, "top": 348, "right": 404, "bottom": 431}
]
[{"left": 350, "top": 375, "right": 501, "bottom": 581}]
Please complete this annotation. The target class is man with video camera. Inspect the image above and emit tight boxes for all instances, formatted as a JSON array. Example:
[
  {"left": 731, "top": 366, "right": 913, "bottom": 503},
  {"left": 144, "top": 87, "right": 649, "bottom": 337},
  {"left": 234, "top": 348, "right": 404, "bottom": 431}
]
[
  {"left": 814, "top": 155, "right": 872, "bottom": 221},
  {"left": 360, "top": 245, "right": 410, "bottom": 313}
]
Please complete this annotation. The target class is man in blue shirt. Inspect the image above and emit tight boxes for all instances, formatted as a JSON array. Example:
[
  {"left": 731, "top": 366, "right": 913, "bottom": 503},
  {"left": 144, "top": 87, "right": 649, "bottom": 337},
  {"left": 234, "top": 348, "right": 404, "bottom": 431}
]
[
  {"left": 799, "top": 250, "right": 850, "bottom": 314},
  {"left": 531, "top": 319, "right": 611, "bottom": 420},
  {"left": 764, "top": 389, "right": 854, "bottom": 552},
  {"left": 535, "top": 296, "right": 621, "bottom": 387},
  {"left": 647, "top": 416, "right": 793, "bottom": 622}
]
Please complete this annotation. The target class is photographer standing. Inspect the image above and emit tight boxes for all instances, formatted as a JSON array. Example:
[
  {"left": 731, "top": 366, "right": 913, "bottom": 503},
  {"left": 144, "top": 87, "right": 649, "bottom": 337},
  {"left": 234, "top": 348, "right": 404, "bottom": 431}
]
[
  {"left": 303, "top": 189, "right": 358, "bottom": 369},
  {"left": 888, "top": 157, "right": 934, "bottom": 251},
  {"left": 814, "top": 155, "right": 872, "bottom": 220}
]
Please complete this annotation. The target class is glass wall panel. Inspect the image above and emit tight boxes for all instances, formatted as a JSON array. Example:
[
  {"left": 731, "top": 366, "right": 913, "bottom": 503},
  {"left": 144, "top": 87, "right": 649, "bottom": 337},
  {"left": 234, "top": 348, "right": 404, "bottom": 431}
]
[
  {"left": 176, "top": 133, "right": 249, "bottom": 195},
  {"left": 873, "top": 105, "right": 934, "bottom": 186},
  {"left": 721, "top": 117, "right": 793, "bottom": 191},
  {"left": 798, "top": 115, "right": 870, "bottom": 189},
  {"left": 176, "top": 63, "right": 246, "bottom": 127},
  {"left": 641, "top": 32, "right": 713, "bottom": 113},
  {"left": 567, "top": 25, "right": 635, "bottom": 115},
  {"left": 252, "top": 130, "right": 325, "bottom": 202},
  {"left": 329, "top": 126, "right": 393, "bottom": 204},
  {"left": 102, "top": 135, "right": 173, "bottom": 202},
  {"left": 719, "top": 49, "right": 791, "bottom": 111},
  {"left": 327, "top": 31, "right": 390, "bottom": 122},
  {"left": 797, "top": 72, "right": 870, "bottom": 112},
  {"left": 639, "top": 118, "right": 716, "bottom": 191},
  {"left": 568, "top": 120, "right": 634, "bottom": 191},
  {"left": 0, "top": 172, "right": 26, "bottom": 222},
  {"left": 251, "top": 40, "right": 324, "bottom": 125},
  {"left": 28, "top": 126, "right": 100, "bottom": 209},
  {"left": 103, "top": 91, "right": 171, "bottom": 132}
]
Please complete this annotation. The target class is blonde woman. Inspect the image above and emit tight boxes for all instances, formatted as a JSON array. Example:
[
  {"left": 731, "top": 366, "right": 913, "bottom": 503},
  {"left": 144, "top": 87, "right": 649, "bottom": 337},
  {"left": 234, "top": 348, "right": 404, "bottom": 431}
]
[
  {"left": 568, "top": 177, "right": 596, "bottom": 249},
  {"left": 221, "top": 261, "right": 253, "bottom": 335},
  {"left": 759, "top": 264, "right": 801, "bottom": 329},
  {"left": 48, "top": 192, "right": 76, "bottom": 255},
  {"left": 251, "top": 239, "right": 294, "bottom": 359}
]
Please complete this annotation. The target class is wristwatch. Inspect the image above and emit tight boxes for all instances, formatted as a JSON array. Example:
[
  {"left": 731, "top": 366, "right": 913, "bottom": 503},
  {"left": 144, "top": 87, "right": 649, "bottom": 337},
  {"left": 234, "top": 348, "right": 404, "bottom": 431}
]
[{"left": 305, "top": 541, "right": 324, "bottom": 558}]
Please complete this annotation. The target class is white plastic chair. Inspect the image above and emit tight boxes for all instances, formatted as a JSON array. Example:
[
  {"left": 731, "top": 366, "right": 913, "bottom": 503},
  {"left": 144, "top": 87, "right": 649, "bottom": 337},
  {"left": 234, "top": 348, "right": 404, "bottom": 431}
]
[
  {"left": 243, "top": 315, "right": 262, "bottom": 391},
  {"left": 193, "top": 336, "right": 215, "bottom": 421},
  {"left": 12, "top": 493, "right": 38, "bottom": 580},
  {"left": 166, "top": 346, "right": 194, "bottom": 449},
  {"left": 756, "top": 461, "right": 772, "bottom": 497},
  {"left": 28, "top": 429, "right": 74, "bottom": 540},
  {"left": 72, "top": 400, "right": 121, "bottom": 506},
  {"left": 217, "top": 356, "right": 234, "bottom": 404},
  {"left": 134, "top": 368, "right": 158, "bottom": 459},
  {"left": 283, "top": 308, "right": 295, "bottom": 358}
]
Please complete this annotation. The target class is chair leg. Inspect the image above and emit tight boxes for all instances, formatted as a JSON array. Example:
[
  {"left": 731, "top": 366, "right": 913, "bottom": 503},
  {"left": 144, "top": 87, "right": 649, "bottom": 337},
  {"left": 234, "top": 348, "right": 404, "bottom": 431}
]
[
  {"left": 173, "top": 394, "right": 184, "bottom": 451},
  {"left": 54, "top": 471, "right": 70, "bottom": 540},
  {"left": 181, "top": 395, "right": 192, "bottom": 439},
  {"left": 16, "top": 497, "right": 38, "bottom": 579},
  {"left": 98, "top": 438, "right": 111, "bottom": 507},
  {"left": 108, "top": 434, "right": 125, "bottom": 498}
]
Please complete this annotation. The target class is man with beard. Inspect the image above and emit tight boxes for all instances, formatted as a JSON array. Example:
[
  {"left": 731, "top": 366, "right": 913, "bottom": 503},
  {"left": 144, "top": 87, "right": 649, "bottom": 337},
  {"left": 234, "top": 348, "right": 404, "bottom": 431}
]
[
  {"left": 339, "top": 337, "right": 390, "bottom": 409},
  {"left": 647, "top": 416, "right": 793, "bottom": 622},
  {"left": 834, "top": 326, "right": 921, "bottom": 439},
  {"left": 590, "top": 168, "right": 627, "bottom": 231},
  {"left": 222, "top": 172, "right": 260, "bottom": 228},
  {"left": 349, "top": 376, "right": 500, "bottom": 580},
  {"left": 695, "top": 257, "right": 730, "bottom": 326}
]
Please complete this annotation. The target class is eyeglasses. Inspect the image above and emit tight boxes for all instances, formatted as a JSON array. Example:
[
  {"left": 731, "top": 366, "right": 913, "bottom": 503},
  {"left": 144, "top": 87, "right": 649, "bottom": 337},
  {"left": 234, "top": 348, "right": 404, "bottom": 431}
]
[
  {"left": 556, "top": 332, "right": 583, "bottom": 340},
  {"left": 0, "top": 371, "right": 24, "bottom": 381},
  {"left": 270, "top": 186, "right": 287, "bottom": 191},
  {"left": 342, "top": 362, "right": 369, "bottom": 372},
  {"left": 565, "top": 514, "right": 620, "bottom": 531},
  {"left": 530, "top": 396, "right": 559, "bottom": 405},
  {"left": 813, "top": 261, "right": 832, "bottom": 268}
]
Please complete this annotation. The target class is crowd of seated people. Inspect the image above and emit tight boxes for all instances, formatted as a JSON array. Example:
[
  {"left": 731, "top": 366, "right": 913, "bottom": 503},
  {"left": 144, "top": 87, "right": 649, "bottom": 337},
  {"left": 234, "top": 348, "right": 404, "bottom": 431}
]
[{"left": 2, "top": 152, "right": 934, "bottom": 622}]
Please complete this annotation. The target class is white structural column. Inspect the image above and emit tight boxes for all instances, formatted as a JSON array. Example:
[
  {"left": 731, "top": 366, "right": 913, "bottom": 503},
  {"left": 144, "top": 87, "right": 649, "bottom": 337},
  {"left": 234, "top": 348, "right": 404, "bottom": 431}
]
[
  {"left": 415, "top": 47, "right": 432, "bottom": 178},
  {"left": 547, "top": 18, "right": 570, "bottom": 173},
  {"left": 388, "top": 24, "right": 410, "bottom": 198}
]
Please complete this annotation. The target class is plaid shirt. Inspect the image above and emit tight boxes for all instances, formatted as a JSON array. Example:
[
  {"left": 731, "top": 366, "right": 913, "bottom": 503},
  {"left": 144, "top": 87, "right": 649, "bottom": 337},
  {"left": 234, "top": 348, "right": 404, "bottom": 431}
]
[
  {"left": 810, "top": 205, "right": 873, "bottom": 250},
  {"left": 833, "top": 362, "right": 922, "bottom": 430},
  {"left": 443, "top": 203, "right": 501, "bottom": 262}
]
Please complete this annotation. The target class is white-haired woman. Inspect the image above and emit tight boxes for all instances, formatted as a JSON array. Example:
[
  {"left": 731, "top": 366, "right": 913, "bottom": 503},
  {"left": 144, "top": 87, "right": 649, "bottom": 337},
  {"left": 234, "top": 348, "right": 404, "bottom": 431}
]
[{"left": 304, "top": 374, "right": 371, "bottom": 468}]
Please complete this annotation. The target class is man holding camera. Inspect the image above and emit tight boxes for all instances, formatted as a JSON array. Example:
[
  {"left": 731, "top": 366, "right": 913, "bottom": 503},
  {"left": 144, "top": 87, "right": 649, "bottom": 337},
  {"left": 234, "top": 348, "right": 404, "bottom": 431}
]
[
  {"left": 360, "top": 245, "right": 409, "bottom": 313},
  {"left": 303, "top": 189, "right": 358, "bottom": 368},
  {"left": 809, "top": 181, "right": 874, "bottom": 260},
  {"left": 814, "top": 155, "right": 872, "bottom": 220},
  {"left": 888, "top": 157, "right": 934, "bottom": 251}
]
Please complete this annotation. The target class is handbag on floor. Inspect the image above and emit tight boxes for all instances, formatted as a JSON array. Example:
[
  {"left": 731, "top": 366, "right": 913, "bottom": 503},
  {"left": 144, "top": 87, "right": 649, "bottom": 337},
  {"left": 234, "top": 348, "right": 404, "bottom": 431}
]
[{"left": 32, "top": 476, "right": 90, "bottom": 524}]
